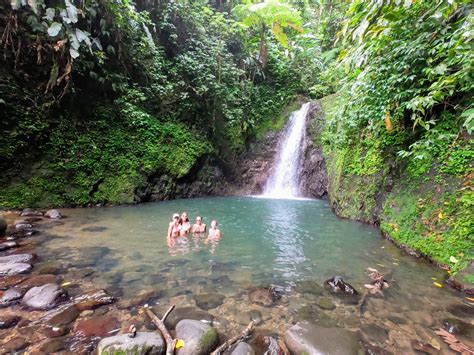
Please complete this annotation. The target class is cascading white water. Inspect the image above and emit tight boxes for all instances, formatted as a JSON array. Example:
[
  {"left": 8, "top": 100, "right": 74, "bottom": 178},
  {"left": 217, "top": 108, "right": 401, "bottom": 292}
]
[{"left": 264, "top": 102, "right": 311, "bottom": 198}]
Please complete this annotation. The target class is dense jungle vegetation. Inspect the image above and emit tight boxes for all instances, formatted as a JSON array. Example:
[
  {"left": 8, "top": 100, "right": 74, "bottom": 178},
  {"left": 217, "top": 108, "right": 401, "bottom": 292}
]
[{"left": 0, "top": 0, "right": 472, "bottom": 276}]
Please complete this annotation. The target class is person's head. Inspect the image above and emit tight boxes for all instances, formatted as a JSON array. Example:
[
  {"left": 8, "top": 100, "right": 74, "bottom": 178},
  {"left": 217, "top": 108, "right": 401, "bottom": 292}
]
[
  {"left": 211, "top": 220, "right": 218, "bottom": 229},
  {"left": 181, "top": 212, "right": 189, "bottom": 222},
  {"left": 172, "top": 213, "right": 180, "bottom": 223},
  {"left": 195, "top": 216, "right": 203, "bottom": 225}
]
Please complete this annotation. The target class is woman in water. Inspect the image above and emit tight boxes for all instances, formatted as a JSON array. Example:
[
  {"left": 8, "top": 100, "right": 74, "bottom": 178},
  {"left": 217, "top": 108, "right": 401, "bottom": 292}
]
[
  {"left": 206, "top": 220, "right": 221, "bottom": 241},
  {"left": 167, "top": 213, "right": 181, "bottom": 238},
  {"left": 179, "top": 212, "right": 191, "bottom": 236}
]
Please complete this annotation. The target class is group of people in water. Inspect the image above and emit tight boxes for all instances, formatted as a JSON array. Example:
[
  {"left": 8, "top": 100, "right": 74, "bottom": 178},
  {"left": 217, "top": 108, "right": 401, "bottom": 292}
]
[{"left": 167, "top": 211, "right": 221, "bottom": 244}]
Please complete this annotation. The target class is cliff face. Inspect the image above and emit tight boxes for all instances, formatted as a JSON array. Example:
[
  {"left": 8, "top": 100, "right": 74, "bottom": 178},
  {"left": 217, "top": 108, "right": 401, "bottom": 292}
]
[{"left": 317, "top": 95, "right": 473, "bottom": 292}]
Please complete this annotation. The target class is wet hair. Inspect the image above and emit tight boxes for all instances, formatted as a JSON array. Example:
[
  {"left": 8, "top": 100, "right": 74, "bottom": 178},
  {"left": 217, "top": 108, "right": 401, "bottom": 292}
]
[{"left": 180, "top": 212, "right": 189, "bottom": 223}]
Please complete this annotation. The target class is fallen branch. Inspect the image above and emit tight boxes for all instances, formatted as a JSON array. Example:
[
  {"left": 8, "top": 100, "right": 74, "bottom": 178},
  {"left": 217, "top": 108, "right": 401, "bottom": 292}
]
[
  {"left": 435, "top": 328, "right": 474, "bottom": 354},
  {"left": 145, "top": 305, "right": 177, "bottom": 355},
  {"left": 211, "top": 321, "right": 255, "bottom": 355}
]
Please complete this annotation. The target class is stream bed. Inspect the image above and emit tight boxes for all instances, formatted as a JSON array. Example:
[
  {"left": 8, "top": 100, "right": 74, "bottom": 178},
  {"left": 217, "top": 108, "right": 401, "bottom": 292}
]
[{"left": 1, "top": 196, "right": 473, "bottom": 354}]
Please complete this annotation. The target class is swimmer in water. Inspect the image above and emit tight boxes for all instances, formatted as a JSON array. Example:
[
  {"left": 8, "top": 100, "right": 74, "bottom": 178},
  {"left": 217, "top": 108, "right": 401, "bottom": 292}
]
[
  {"left": 167, "top": 213, "right": 181, "bottom": 238},
  {"left": 205, "top": 220, "right": 221, "bottom": 242},
  {"left": 179, "top": 212, "right": 191, "bottom": 236},
  {"left": 192, "top": 215, "right": 206, "bottom": 234}
]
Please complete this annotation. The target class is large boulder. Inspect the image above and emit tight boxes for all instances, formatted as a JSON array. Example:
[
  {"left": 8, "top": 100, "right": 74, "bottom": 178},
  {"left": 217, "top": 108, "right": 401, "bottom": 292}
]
[
  {"left": 175, "top": 319, "right": 218, "bottom": 355},
  {"left": 0, "top": 254, "right": 34, "bottom": 264},
  {"left": 0, "top": 288, "right": 24, "bottom": 307},
  {"left": 97, "top": 332, "right": 165, "bottom": 355},
  {"left": 0, "top": 262, "right": 32, "bottom": 276},
  {"left": 284, "top": 321, "right": 361, "bottom": 355},
  {"left": 22, "top": 283, "right": 67, "bottom": 310},
  {"left": 44, "top": 209, "right": 62, "bottom": 219}
]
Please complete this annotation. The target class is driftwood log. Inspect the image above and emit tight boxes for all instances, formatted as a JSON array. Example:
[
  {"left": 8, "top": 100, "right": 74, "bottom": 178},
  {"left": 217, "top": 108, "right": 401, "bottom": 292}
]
[
  {"left": 145, "top": 305, "right": 177, "bottom": 355},
  {"left": 210, "top": 321, "right": 255, "bottom": 355}
]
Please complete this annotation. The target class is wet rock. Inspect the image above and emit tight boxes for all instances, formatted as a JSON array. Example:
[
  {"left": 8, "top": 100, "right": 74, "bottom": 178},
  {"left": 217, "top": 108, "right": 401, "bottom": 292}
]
[
  {"left": 0, "top": 315, "right": 20, "bottom": 329},
  {"left": 0, "top": 241, "right": 18, "bottom": 251},
  {"left": 0, "top": 253, "right": 34, "bottom": 264},
  {"left": 143, "top": 274, "right": 166, "bottom": 285},
  {"left": 387, "top": 315, "right": 406, "bottom": 325},
  {"left": 69, "top": 267, "right": 94, "bottom": 278},
  {"left": 17, "top": 274, "right": 59, "bottom": 291},
  {"left": 175, "top": 319, "right": 218, "bottom": 355},
  {"left": 231, "top": 342, "right": 255, "bottom": 355},
  {"left": 284, "top": 321, "right": 360, "bottom": 355},
  {"left": 248, "top": 287, "right": 279, "bottom": 307},
  {"left": 447, "top": 303, "right": 474, "bottom": 318},
  {"left": 194, "top": 293, "right": 225, "bottom": 310},
  {"left": 324, "top": 276, "right": 359, "bottom": 295},
  {"left": 209, "top": 260, "right": 236, "bottom": 272},
  {"left": 41, "top": 324, "right": 69, "bottom": 338},
  {"left": 44, "top": 209, "right": 62, "bottom": 219},
  {"left": 235, "top": 310, "right": 263, "bottom": 326},
  {"left": 97, "top": 332, "right": 165, "bottom": 355},
  {"left": 0, "top": 217, "right": 7, "bottom": 235},
  {"left": 47, "top": 305, "right": 80, "bottom": 327},
  {"left": 411, "top": 340, "right": 438, "bottom": 354},
  {"left": 118, "top": 289, "right": 162, "bottom": 309},
  {"left": 35, "top": 261, "right": 62, "bottom": 275},
  {"left": 40, "top": 337, "right": 66, "bottom": 353},
  {"left": 81, "top": 226, "right": 108, "bottom": 232},
  {"left": 158, "top": 306, "right": 214, "bottom": 329},
  {"left": 297, "top": 305, "right": 339, "bottom": 327},
  {"left": 317, "top": 297, "right": 336, "bottom": 310},
  {"left": 448, "top": 262, "right": 474, "bottom": 295},
  {"left": 73, "top": 314, "right": 120, "bottom": 338},
  {"left": 164, "top": 258, "right": 190, "bottom": 267},
  {"left": 2, "top": 336, "right": 30, "bottom": 352},
  {"left": 362, "top": 343, "right": 393, "bottom": 355},
  {"left": 15, "top": 222, "right": 33, "bottom": 230},
  {"left": 20, "top": 208, "right": 43, "bottom": 217},
  {"left": 0, "top": 274, "right": 27, "bottom": 290},
  {"left": 250, "top": 334, "right": 286, "bottom": 354},
  {"left": 295, "top": 280, "right": 325, "bottom": 295},
  {"left": 360, "top": 323, "right": 389, "bottom": 346},
  {"left": 22, "top": 283, "right": 67, "bottom": 310},
  {"left": 442, "top": 318, "right": 474, "bottom": 338},
  {"left": 0, "top": 262, "right": 32, "bottom": 276},
  {"left": 406, "top": 310, "right": 434, "bottom": 327},
  {"left": 0, "top": 287, "right": 24, "bottom": 306},
  {"left": 74, "top": 289, "right": 115, "bottom": 311},
  {"left": 211, "top": 275, "right": 232, "bottom": 286}
]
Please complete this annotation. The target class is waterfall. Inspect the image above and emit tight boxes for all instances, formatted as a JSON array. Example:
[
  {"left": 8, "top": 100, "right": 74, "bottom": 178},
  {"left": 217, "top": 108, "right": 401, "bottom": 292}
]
[{"left": 264, "top": 102, "right": 311, "bottom": 198}]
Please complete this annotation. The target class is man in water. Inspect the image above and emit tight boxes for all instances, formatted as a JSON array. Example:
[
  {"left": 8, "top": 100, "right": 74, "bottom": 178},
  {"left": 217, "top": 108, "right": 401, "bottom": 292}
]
[{"left": 192, "top": 215, "right": 206, "bottom": 234}]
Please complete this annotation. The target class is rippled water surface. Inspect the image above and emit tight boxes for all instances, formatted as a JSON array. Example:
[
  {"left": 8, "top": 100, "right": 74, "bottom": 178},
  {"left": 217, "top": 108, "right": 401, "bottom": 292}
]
[{"left": 33, "top": 196, "right": 473, "bottom": 353}]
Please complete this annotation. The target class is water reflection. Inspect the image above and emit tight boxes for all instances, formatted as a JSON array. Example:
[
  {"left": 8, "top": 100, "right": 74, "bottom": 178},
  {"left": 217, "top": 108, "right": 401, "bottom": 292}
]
[{"left": 261, "top": 198, "right": 307, "bottom": 279}]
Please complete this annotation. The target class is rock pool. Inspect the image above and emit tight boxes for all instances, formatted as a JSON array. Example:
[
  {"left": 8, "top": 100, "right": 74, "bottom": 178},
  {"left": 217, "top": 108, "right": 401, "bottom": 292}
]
[{"left": 1, "top": 196, "right": 473, "bottom": 353}]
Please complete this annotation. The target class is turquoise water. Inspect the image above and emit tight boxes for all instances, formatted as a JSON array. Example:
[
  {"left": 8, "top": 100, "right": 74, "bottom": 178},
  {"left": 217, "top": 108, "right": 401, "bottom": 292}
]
[{"left": 35, "top": 196, "right": 472, "bottom": 352}]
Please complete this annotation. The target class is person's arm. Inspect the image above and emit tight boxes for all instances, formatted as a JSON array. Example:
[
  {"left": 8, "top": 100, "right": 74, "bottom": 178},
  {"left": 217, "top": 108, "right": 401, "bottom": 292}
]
[
  {"left": 167, "top": 223, "right": 172, "bottom": 238},
  {"left": 216, "top": 229, "right": 221, "bottom": 239},
  {"left": 203, "top": 224, "right": 207, "bottom": 232}
]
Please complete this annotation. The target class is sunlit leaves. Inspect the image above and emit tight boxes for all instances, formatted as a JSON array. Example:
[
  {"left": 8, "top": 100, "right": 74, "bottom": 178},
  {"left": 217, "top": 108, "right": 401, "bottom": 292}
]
[{"left": 47, "top": 22, "right": 62, "bottom": 37}]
